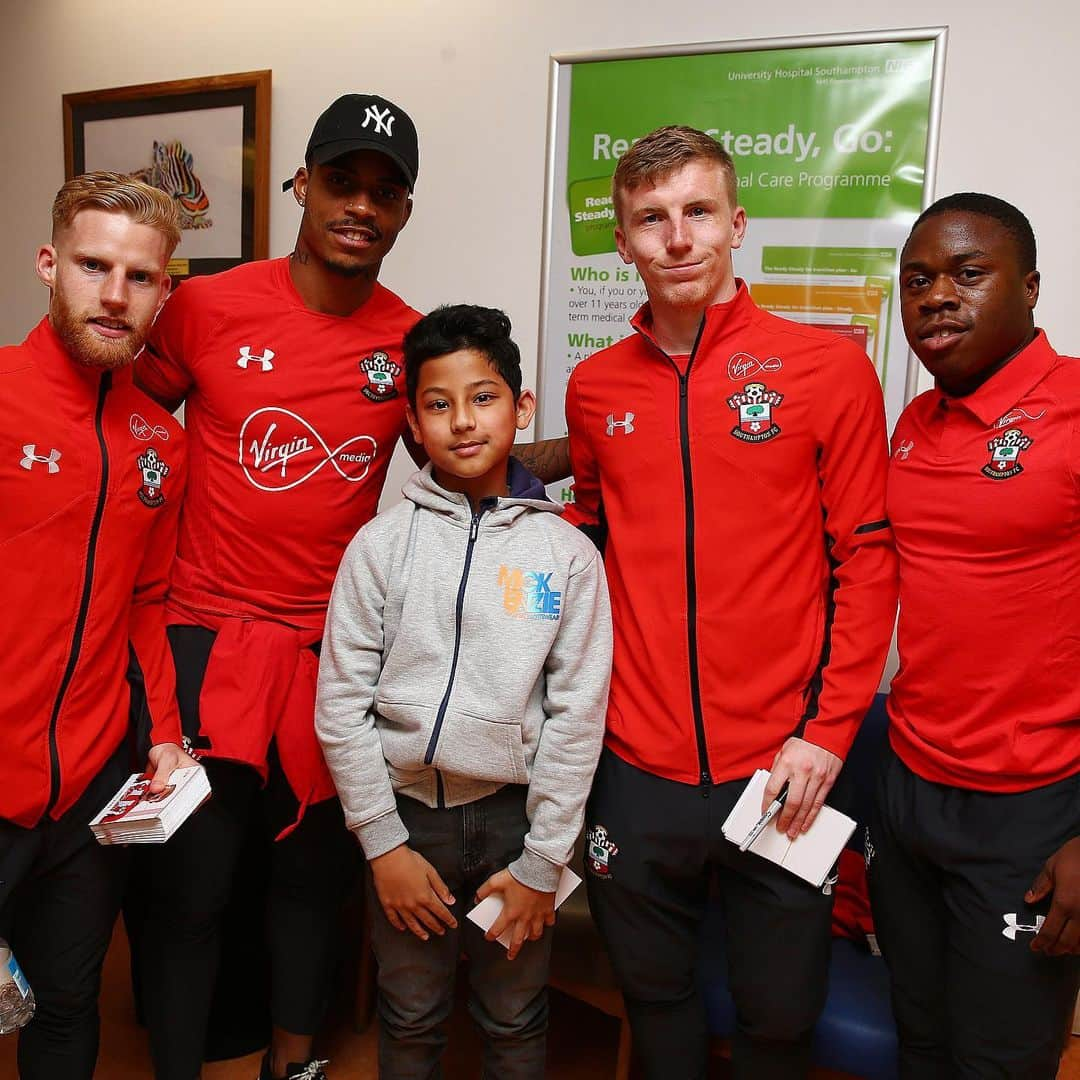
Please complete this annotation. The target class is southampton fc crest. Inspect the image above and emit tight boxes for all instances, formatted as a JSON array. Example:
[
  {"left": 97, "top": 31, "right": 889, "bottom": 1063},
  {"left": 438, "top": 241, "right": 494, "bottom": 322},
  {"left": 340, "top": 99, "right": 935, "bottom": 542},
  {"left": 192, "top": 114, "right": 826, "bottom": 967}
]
[
  {"left": 359, "top": 351, "right": 400, "bottom": 402},
  {"left": 982, "top": 427, "right": 1031, "bottom": 480},
  {"left": 727, "top": 381, "right": 783, "bottom": 443},
  {"left": 136, "top": 448, "right": 170, "bottom": 508},
  {"left": 585, "top": 824, "right": 619, "bottom": 878}
]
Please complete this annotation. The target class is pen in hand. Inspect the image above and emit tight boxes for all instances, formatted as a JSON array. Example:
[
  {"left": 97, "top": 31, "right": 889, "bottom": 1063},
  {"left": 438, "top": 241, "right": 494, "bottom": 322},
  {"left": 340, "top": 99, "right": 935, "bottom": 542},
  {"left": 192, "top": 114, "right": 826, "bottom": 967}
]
[{"left": 739, "top": 782, "right": 790, "bottom": 852}]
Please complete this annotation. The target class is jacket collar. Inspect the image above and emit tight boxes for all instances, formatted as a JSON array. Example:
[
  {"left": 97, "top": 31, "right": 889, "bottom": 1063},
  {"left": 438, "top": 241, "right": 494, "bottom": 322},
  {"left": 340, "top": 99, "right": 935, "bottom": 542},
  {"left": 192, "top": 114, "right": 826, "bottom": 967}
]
[
  {"left": 629, "top": 279, "right": 755, "bottom": 360},
  {"left": 25, "top": 316, "right": 111, "bottom": 414},
  {"left": 945, "top": 330, "right": 1059, "bottom": 427}
]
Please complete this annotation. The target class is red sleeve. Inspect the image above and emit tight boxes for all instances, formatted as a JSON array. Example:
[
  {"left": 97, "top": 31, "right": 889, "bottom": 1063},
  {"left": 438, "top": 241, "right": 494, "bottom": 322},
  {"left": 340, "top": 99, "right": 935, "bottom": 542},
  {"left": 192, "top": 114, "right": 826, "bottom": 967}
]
[
  {"left": 563, "top": 370, "right": 601, "bottom": 529},
  {"left": 128, "top": 432, "right": 187, "bottom": 748},
  {"left": 801, "top": 343, "right": 898, "bottom": 760},
  {"left": 135, "top": 281, "right": 204, "bottom": 407}
]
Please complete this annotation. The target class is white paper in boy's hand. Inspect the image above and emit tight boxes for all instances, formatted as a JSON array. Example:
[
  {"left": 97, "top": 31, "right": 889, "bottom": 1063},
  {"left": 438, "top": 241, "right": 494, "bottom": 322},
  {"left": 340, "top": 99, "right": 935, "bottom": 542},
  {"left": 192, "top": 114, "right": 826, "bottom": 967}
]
[{"left": 466, "top": 866, "right": 582, "bottom": 949}]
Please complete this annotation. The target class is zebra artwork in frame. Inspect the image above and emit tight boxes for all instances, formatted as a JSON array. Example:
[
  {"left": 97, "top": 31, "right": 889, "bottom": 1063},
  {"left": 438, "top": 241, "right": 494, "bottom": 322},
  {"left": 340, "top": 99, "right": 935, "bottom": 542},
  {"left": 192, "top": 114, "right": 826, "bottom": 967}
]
[{"left": 64, "top": 71, "right": 270, "bottom": 279}]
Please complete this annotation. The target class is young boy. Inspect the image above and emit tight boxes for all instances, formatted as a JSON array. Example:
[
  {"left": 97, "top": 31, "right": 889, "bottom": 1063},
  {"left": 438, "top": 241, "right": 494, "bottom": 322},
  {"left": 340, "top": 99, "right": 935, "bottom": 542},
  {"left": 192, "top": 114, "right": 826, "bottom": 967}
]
[{"left": 315, "top": 304, "right": 612, "bottom": 1077}]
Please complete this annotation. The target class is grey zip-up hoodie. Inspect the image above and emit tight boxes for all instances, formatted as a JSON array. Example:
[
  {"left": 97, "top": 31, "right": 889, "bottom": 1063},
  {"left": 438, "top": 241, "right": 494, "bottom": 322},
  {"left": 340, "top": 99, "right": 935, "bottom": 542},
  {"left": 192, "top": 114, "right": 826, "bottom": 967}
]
[{"left": 316, "top": 461, "right": 612, "bottom": 892}]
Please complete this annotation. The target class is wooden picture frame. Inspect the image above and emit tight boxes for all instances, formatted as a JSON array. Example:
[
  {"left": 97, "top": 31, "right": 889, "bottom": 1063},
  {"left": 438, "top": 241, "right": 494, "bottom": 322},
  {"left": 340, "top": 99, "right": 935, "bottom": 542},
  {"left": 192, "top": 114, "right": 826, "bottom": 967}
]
[{"left": 64, "top": 70, "right": 271, "bottom": 279}]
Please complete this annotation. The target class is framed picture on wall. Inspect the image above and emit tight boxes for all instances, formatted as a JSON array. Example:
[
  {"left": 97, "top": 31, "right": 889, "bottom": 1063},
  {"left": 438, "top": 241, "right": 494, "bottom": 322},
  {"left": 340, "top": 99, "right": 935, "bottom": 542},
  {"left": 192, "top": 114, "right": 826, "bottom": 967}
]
[{"left": 63, "top": 70, "right": 271, "bottom": 279}]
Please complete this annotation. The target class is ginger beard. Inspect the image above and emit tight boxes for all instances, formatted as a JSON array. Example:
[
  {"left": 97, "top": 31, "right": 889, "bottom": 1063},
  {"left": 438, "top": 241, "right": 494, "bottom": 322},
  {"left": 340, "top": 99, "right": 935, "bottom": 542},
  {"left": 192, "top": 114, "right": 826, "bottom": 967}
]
[{"left": 50, "top": 287, "right": 148, "bottom": 370}]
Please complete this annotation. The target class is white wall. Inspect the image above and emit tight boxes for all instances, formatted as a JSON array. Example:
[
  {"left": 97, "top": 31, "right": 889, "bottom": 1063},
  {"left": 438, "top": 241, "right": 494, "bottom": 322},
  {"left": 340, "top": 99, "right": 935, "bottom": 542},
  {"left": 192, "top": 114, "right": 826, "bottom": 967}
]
[{"left": 3, "top": 0, "right": 1076, "bottom": 466}]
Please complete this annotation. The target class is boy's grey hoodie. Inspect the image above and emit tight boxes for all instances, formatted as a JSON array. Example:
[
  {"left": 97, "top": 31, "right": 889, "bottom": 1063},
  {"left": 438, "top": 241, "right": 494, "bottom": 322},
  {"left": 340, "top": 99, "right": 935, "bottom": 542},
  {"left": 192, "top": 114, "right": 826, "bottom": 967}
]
[{"left": 316, "top": 461, "right": 612, "bottom": 893}]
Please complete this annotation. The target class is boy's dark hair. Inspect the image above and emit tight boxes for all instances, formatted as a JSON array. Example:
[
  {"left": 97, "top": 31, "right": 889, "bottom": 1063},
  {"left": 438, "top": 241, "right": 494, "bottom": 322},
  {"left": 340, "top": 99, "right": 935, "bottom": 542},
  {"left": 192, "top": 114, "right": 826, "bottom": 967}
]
[
  {"left": 404, "top": 304, "right": 522, "bottom": 405},
  {"left": 908, "top": 192, "right": 1037, "bottom": 273}
]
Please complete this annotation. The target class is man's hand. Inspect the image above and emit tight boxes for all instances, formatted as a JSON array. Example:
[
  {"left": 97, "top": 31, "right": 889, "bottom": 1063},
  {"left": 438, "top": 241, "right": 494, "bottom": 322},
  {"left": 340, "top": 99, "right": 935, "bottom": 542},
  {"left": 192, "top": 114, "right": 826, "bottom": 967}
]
[
  {"left": 763, "top": 737, "right": 843, "bottom": 839},
  {"left": 1026, "top": 836, "right": 1080, "bottom": 956},
  {"left": 370, "top": 845, "right": 457, "bottom": 941},
  {"left": 145, "top": 742, "right": 189, "bottom": 795},
  {"left": 476, "top": 868, "right": 555, "bottom": 960}
]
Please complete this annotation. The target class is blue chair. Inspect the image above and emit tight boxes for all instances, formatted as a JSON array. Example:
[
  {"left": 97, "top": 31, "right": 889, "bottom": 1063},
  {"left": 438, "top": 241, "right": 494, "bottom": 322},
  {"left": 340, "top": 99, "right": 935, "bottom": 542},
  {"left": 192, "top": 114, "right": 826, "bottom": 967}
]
[{"left": 697, "top": 694, "right": 899, "bottom": 1079}]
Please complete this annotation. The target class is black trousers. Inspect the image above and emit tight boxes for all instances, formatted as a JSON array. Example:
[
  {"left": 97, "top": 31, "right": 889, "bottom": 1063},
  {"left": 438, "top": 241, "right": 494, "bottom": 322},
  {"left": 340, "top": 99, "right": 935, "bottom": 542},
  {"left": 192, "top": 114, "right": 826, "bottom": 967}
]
[
  {"left": 0, "top": 749, "right": 129, "bottom": 1080},
  {"left": 869, "top": 747, "right": 1080, "bottom": 1079},
  {"left": 584, "top": 749, "right": 834, "bottom": 1080},
  {"left": 138, "top": 625, "right": 358, "bottom": 1080}
]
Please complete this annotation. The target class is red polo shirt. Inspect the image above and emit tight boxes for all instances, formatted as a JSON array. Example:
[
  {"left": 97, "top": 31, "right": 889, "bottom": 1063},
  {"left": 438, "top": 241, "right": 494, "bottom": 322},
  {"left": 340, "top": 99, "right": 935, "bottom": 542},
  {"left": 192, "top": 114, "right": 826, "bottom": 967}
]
[{"left": 887, "top": 331, "right": 1080, "bottom": 791}]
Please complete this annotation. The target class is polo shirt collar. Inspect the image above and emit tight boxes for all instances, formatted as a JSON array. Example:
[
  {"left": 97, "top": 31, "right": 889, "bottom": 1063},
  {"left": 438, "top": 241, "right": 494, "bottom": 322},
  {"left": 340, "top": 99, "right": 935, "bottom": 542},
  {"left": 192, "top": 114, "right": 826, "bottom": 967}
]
[{"left": 946, "top": 329, "right": 1057, "bottom": 427}]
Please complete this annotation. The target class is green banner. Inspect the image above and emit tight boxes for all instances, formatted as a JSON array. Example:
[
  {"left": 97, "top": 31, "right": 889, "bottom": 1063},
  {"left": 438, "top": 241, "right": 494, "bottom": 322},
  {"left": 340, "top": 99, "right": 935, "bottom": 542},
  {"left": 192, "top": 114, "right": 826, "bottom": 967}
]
[{"left": 567, "top": 41, "right": 934, "bottom": 255}]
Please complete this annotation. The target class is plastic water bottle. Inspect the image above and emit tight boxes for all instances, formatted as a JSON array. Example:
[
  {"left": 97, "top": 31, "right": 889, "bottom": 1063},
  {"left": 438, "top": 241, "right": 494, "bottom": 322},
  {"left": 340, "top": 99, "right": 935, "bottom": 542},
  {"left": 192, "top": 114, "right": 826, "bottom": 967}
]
[{"left": 0, "top": 938, "right": 35, "bottom": 1034}]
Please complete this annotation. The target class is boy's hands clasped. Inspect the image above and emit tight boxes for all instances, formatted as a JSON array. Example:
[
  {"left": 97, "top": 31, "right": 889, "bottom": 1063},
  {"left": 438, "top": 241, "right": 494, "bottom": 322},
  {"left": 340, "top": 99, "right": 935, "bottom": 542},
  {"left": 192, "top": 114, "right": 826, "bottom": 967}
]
[
  {"left": 372, "top": 846, "right": 556, "bottom": 960},
  {"left": 476, "top": 868, "right": 556, "bottom": 960},
  {"left": 371, "top": 845, "right": 457, "bottom": 941}
]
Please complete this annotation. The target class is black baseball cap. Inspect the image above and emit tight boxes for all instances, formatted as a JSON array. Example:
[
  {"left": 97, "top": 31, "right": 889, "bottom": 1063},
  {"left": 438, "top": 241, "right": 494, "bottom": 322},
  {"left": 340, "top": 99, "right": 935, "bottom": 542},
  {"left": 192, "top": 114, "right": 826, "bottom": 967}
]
[{"left": 282, "top": 93, "right": 419, "bottom": 192}]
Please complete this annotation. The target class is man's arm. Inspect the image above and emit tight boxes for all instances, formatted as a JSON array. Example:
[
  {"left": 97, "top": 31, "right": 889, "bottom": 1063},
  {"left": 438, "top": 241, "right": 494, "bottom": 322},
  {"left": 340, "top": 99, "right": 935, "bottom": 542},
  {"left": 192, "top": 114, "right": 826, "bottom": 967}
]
[
  {"left": 1027, "top": 836, "right": 1080, "bottom": 956},
  {"left": 128, "top": 434, "right": 188, "bottom": 792},
  {"left": 513, "top": 436, "right": 571, "bottom": 486},
  {"left": 562, "top": 376, "right": 601, "bottom": 527},
  {"left": 765, "top": 345, "right": 898, "bottom": 836},
  {"left": 134, "top": 284, "right": 199, "bottom": 413}
]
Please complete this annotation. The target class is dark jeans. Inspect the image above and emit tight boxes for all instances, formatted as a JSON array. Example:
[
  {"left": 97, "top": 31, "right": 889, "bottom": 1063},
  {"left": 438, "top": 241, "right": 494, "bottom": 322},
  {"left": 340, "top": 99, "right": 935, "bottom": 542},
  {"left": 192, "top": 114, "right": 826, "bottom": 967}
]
[
  {"left": 369, "top": 785, "right": 552, "bottom": 1080},
  {"left": 869, "top": 747, "right": 1080, "bottom": 1079},
  {"left": 0, "top": 752, "right": 129, "bottom": 1080},
  {"left": 585, "top": 749, "right": 834, "bottom": 1080}
]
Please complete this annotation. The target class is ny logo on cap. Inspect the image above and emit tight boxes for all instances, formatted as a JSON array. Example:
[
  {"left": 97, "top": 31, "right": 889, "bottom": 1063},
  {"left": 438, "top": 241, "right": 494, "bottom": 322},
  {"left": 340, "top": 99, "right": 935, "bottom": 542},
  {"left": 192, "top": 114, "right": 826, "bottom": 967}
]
[
  {"left": 237, "top": 346, "right": 275, "bottom": 372},
  {"left": 363, "top": 105, "right": 395, "bottom": 137},
  {"left": 606, "top": 412, "right": 635, "bottom": 436},
  {"left": 20, "top": 444, "right": 61, "bottom": 473}
]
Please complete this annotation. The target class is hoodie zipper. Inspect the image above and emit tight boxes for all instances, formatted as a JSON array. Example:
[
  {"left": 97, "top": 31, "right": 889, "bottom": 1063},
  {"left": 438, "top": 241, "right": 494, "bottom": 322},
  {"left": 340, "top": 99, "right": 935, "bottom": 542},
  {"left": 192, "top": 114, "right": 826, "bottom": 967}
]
[
  {"left": 45, "top": 371, "right": 112, "bottom": 816},
  {"left": 423, "top": 498, "right": 496, "bottom": 808},
  {"left": 640, "top": 321, "right": 713, "bottom": 797}
]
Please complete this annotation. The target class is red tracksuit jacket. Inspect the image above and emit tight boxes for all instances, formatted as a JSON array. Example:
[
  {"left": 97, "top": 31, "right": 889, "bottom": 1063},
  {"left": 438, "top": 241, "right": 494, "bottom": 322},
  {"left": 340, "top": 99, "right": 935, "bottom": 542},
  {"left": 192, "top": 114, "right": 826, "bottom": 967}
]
[
  {"left": 565, "top": 283, "right": 897, "bottom": 786},
  {"left": 1, "top": 319, "right": 186, "bottom": 827}
]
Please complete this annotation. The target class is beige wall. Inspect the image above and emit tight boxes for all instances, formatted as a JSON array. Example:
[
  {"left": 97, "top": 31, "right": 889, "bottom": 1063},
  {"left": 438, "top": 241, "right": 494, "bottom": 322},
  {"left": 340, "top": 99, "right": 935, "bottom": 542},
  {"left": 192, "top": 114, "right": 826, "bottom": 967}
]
[{"left": 3, "top": 0, "right": 1076, "bottom": 432}]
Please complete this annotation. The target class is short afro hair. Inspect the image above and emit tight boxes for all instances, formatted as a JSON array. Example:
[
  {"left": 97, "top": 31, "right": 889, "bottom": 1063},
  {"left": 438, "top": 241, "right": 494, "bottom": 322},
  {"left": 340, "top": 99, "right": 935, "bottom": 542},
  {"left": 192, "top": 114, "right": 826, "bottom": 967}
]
[{"left": 908, "top": 193, "right": 1036, "bottom": 273}]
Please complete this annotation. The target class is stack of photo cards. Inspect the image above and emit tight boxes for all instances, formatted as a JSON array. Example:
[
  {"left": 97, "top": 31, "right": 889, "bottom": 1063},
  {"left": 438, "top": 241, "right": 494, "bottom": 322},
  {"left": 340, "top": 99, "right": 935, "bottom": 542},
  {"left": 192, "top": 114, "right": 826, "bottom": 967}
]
[
  {"left": 722, "top": 770, "right": 856, "bottom": 887},
  {"left": 90, "top": 765, "right": 210, "bottom": 845}
]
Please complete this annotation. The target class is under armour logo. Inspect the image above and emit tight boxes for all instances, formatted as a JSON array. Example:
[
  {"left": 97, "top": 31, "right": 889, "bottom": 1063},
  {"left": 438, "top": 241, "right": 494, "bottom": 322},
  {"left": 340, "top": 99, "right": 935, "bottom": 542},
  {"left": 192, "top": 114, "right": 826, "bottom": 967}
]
[
  {"left": 20, "top": 444, "right": 61, "bottom": 473},
  {"left": 1002, "top": 913, "right": 1045, "bottom": 941},
  {"left": 237, "top": 346, "right": 275, "bottom": 372},
  {"left": 362, "top": 105, "right": 395, "bottom": 136},
  {"left": 606, "top": 412, "right": 635, "bottom": 436},
  {"left": 895, "top": 439, "right": 914, "bottom": 461}
]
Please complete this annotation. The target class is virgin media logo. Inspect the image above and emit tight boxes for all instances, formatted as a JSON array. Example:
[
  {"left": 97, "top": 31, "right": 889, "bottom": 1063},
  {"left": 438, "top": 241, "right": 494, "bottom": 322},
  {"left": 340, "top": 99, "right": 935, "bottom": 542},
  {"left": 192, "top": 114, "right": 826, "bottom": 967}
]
[{"left": 238, "top": 407, "right": 377, "bottom": 492}]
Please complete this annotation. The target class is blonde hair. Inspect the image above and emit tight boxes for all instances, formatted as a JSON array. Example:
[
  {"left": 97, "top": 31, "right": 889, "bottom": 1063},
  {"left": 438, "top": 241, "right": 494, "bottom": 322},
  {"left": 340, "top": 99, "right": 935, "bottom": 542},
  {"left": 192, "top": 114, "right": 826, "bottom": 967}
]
[
  {"left": 52, "top": 171, "right": 182, "bottom": 252},
  {"left": 612, "top": 126, "right": 738, "bottom": 223}
]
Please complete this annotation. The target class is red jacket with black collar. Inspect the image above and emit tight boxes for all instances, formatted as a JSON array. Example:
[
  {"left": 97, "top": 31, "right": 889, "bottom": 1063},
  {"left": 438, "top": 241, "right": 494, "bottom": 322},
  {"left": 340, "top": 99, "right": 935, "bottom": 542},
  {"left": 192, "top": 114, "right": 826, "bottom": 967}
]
[
  {"left": 565, "top": 282, "right": 897, "bottom": 786},
  {"left": 0, "top": 319, "right": 186, "bottom": 827}
]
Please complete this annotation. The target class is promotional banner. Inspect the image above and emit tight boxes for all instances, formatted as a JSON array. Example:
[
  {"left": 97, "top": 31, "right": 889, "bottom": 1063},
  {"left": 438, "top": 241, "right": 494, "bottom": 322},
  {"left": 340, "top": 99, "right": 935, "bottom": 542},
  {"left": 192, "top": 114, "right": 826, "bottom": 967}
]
[{"left": 537, "top": 32, "right": 946, "bottom": 470}]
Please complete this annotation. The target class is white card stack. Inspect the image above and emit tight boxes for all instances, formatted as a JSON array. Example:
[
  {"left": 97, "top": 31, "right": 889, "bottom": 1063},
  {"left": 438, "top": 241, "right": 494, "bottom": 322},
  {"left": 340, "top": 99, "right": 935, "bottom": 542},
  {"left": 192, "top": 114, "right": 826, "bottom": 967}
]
[
  {"left": 722, "top": 769, "right": 856, "bottom": 887},
  {"left": 90, "top": 765, "right": 210, "bottom": 845}
]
